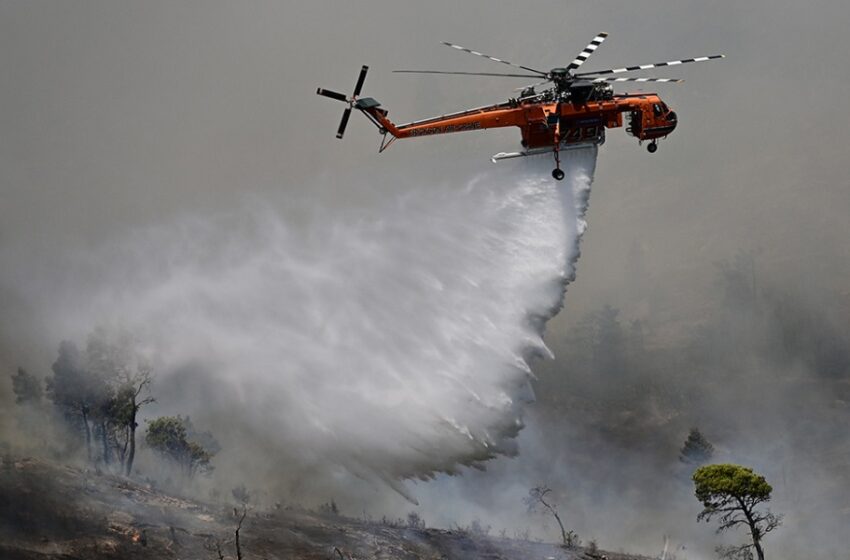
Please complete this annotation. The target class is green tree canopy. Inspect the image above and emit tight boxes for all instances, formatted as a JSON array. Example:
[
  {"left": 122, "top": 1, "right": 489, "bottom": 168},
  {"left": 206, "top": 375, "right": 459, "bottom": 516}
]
[
  {"left": 46, "top": 341, "right": 110, "bottom": 459},
  {"left": 693, "top": 464, "right": 781, "bottom": 560},
  {"left": 146, "top": 415, "right": 215, "bottom": 477},
  {"left": 45, "top": 332, "right": 154, "bottom": 473}
]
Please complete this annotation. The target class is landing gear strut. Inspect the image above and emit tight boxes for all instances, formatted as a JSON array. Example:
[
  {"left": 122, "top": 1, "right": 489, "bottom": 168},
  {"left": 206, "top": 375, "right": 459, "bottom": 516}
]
[{"left": 647, "top": 141, "right": 658, "bottom": 153}]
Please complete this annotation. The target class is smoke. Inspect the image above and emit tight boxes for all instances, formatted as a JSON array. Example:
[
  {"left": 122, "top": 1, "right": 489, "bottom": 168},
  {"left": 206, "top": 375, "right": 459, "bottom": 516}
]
[
  {"left": 1, "top": 148, "right": 597, "bottom": 499},
  {"left": 407, "top": 253, "right": 850, "bottom": 559}
]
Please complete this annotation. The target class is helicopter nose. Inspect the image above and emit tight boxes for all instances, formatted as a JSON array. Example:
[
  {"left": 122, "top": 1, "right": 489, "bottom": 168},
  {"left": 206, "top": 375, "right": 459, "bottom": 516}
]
[{"left": 667, "top": 110, "right": 678, "bottom": 130}]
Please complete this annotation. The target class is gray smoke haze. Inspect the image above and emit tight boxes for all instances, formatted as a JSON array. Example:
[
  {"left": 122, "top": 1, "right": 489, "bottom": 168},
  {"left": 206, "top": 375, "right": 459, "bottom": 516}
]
[
  {"left": 407, "top": 263, "right": 850, "bottom": 559},
  {"left": 2, "top": 1, "right": 849, "bottom": 559}
]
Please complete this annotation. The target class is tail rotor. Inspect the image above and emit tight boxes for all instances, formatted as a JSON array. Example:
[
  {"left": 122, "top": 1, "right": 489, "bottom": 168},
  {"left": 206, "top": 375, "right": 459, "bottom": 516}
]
[{"left": 316, "top": 65, "right": 369, "bottom": 139}]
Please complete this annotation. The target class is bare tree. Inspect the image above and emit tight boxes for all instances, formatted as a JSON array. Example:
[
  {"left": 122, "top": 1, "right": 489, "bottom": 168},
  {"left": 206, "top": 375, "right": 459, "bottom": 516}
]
[
  {"left": 120, "top": 365, "right": 154, "bottom": 476},
  {"left": 234, "top": 505, "right": 246, "bottom": 560},
  {"left": 524, "top": 485, "right": 579, "bottom": 548},
  {"left": 204, "top": 505, "right": 248, "bottom": 560}
]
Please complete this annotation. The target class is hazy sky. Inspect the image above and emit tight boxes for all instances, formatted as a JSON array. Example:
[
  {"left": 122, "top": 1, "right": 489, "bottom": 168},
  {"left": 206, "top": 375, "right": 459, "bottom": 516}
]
[{"left": 2, "top": 1, "right": 848, "bottom": 334}]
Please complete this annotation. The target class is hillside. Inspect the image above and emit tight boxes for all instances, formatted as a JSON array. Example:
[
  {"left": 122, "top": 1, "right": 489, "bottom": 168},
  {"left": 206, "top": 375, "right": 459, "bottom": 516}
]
[{"left": 0, "top": 455, "right": 650, "bottom": 560}]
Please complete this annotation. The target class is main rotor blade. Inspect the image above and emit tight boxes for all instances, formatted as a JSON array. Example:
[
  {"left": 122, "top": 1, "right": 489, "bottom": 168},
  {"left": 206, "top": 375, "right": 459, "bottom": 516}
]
[
  {"left": 593, "top": 76, "right": 684, "bottom": 83},
  {"left": 353, "top": 65, "right": 368, "bottom": 97},
  {"left": 576, "top": 54, "right": 725, "bottom": 77},
  {"left": 336, "top": 108, "right": 352, "bottom": 139},
  {"left": 567, "top": 32, "right": 609, "bottom": 71},
  {"left": 393, "top": 70, "right": 543, "bottom": 78},
  {"left": 513, "top": 79, "right": 552, "bottom": 91},
  {"left": 317, "top": 88, "right": 349, "bottom": 102},
  {"left": 441, "top": 42, "right": 547, "bottom": 76}
]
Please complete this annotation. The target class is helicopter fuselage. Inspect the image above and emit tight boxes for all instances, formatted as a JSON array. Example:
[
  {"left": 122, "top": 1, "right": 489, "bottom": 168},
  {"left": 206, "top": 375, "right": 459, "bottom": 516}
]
[{"left": 359, "top": 90, "right": 678, "bottom": 153}]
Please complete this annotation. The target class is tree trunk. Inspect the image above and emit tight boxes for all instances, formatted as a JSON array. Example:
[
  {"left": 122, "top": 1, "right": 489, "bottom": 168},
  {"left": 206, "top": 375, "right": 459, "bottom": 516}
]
[
  {"left": 753, "top": 538, "right": 765, "bottom": 560},
  {"left": 126, "top": 420, "right": 137, "bottom": 476},
  {"left": 235, "top": 507, "right": 246, "bottom": 560},
  {"left": 552, "top": 510, "right": 568, "bottom": 547},
  {"left": 741, "top": 500, "right": 765, "bottom": 560},
  {"left": 118, "top": 426, "right": 129, "bottom": 467},
  {"left": 101, "top": 420, "right": 110, "bottom": 465},
  {"left": 81, "top": 408, "right": 92, "bottom": 461},
  {"left": 539, "top": 497, "right": 568, "bottom": 547}
]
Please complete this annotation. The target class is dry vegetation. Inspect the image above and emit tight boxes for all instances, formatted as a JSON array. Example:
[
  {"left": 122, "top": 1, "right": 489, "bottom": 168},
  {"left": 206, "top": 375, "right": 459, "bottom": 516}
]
[{"left": 0, "top": 455, "right": 652, "bottom": 560}]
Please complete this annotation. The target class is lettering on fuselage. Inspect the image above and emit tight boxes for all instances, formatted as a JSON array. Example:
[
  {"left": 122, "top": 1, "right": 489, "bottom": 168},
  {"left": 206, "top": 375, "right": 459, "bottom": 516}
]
[
  {"left": 408, "top": 122, "right": 482, "bottom": 136},
  {"left": 562, "top": 125, "right": 601, "bottom": 143}
]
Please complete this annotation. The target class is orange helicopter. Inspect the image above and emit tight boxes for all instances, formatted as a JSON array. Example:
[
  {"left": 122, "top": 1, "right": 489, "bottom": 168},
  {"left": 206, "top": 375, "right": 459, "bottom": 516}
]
[{"left": 316, "top": 33, "right": 723, "bottom": 180}]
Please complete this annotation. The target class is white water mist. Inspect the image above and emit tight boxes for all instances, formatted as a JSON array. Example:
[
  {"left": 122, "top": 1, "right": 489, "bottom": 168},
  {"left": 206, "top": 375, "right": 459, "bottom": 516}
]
[{"left": 2, "top": 147, "right": 597, "bottom": 496}]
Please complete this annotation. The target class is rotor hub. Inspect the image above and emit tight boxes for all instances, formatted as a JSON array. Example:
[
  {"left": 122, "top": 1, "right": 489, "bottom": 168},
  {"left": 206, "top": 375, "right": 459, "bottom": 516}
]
[{"left": 548, "top": 68, "right": 573, "bottom": 92}]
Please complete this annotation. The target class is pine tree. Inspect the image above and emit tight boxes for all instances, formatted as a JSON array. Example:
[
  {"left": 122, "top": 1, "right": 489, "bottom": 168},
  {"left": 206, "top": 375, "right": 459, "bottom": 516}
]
[
  {"left": 680, "top": 428, "right": 715, "bottom": 465},
  {"left": 693, "top": 464, "right": 782, "bottom": 560}
]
